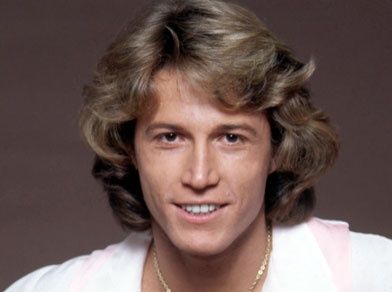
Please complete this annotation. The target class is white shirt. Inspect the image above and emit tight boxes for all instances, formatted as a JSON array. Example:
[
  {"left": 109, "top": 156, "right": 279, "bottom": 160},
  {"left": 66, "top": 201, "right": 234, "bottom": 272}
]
[{"left": 6, "top": 218, "right": 392, "bottom": 292}]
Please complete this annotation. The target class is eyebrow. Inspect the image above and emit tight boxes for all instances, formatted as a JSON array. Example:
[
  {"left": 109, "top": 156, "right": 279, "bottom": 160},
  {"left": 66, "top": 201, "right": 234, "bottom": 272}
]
[
  {"left": 145, "top": 122, "right": 258, "bottom": 136},
  {"left": 215, "top": 124, "right": 258, "bottom": 136},
  {"left": 145, "top": 123, "right": 184, "bottom": 135}
]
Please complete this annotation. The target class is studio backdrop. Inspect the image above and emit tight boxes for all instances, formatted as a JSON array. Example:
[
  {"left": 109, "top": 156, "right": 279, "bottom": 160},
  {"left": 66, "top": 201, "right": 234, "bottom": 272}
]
[{"left": 1, "top": 0, "right": 391, "bottom": 289}]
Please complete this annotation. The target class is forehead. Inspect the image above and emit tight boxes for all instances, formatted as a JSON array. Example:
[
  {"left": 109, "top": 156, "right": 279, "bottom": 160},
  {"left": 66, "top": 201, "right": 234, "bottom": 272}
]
[
  {"left": 149, "top": 69, "right": 256, "bottom": 116},
  {"left": 152, "top": 69, "right": 214, "bottom": 107},
  {"left": 137, "top": 69, "right": 269, "bottom": 131}
]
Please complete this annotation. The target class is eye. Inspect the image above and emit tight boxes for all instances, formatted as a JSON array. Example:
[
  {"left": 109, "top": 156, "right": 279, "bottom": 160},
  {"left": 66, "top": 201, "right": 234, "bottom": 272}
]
[
  {"left": 159, "top": 132, "right": 178, "bottom": 143},
  {"left": 224, "top": 133, "right": 241, "bottom": 144}
]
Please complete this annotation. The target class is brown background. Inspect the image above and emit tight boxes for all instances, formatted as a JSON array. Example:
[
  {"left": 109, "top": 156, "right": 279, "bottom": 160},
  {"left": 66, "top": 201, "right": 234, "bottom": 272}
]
[{"left": 1, "top": 0, "right": 391, "bottom": 289}]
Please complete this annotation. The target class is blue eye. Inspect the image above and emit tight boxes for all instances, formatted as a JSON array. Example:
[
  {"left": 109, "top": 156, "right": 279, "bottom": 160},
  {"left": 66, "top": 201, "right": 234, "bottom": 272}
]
[
  {"left": 225, "top": 133, "right": 240, "bottom": 143},
  {"left": 162, "top": 132, "right": 177, "bottom": 142}
]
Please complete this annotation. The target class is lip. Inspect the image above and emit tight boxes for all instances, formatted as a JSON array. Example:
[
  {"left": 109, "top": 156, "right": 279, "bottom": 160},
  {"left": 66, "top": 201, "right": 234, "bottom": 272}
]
[
  {"left": 173, "top": 203, "right": 227, "bottom": 224},
  {"left": 174, "top": 201, "right": 228, "bottom": 206}
]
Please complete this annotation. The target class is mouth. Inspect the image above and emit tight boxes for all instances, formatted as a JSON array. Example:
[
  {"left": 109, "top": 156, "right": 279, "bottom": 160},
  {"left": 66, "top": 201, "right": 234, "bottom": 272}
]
[
  {"left": 174, "top": 203, "right": 227, "bottom": 216},
  {"left": 180, "top": 204, "right": 221, "bottom": 215},
  {"left": 173, "top": 203, "right": 228, "bottom": 224}
]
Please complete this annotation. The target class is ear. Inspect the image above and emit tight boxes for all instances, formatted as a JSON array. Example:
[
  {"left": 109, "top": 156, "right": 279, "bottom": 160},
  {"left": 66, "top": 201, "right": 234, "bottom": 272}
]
[
  {"left": 130, "top": 150, "right": 138, "bottom": 169},
  {"left": 268, "top": 157, "right": 276, "bottom": 174}
]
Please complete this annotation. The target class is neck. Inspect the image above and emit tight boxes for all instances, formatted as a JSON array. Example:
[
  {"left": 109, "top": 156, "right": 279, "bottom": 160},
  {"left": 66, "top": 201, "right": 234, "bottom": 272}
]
[{"left": 148, "top": 211, "right": 270, "bottom": 292}]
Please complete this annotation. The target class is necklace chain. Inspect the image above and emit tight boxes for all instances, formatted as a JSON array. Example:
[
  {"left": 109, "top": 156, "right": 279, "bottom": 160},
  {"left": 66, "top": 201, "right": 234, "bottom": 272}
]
[{"left": 152, "top": 225, "right": 272, "bottom": 292}]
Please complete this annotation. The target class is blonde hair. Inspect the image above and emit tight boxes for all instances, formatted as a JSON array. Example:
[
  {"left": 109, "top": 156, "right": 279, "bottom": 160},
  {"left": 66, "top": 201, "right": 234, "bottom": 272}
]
[{"left": 80, "top": 0, "right": 338, "bottom": 230}]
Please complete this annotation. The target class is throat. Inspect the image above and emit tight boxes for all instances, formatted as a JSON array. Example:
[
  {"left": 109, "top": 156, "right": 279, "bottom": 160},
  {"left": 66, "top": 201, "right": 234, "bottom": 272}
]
[{"left": 146, "top": 219, "right": 272, "bottom": 292}]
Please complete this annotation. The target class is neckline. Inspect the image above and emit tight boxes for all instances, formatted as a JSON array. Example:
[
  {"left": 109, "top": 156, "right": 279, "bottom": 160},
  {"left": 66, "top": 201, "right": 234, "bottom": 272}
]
[{"left": 108, "top": 220, "right": 338, "bottom": 292}]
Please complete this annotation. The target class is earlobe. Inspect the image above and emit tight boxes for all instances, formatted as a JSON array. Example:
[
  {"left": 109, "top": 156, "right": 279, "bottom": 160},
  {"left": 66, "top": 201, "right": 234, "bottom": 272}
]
[
  {"left": 130, "top": 151, "right": 138, "bottom": 169},
  {"left": 269, "top": 158, "right": 276, "bottom": 174}
]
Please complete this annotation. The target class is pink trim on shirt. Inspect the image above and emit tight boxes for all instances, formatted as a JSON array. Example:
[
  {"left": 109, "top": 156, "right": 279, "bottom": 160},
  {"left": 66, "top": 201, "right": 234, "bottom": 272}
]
[
  {"left": 308, "top": 218, "right": 352, "bottom": 292},
  {"left": 68, "top": 245, "right": 117, "bottom": 292}
]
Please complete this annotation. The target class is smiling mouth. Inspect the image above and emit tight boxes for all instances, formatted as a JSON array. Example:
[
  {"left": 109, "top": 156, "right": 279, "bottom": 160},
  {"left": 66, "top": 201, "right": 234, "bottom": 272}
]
[{"left": 177, "top": 204, "right": 225, "bottom": 215}]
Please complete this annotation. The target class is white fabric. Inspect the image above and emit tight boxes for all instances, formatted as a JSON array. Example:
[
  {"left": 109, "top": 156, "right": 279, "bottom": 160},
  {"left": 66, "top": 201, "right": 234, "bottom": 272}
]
[
  {"left": 6, "top": 219, "right": 392, "bottom": 292},
  {"left": 351, "top": 232, "right": 392, "bottom": 291}
]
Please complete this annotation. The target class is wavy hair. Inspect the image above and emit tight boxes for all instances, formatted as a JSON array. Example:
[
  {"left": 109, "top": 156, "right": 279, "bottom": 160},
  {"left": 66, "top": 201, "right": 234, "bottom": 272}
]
[{"left": 79, "top": 0, "right": 338, "bottom": 230}]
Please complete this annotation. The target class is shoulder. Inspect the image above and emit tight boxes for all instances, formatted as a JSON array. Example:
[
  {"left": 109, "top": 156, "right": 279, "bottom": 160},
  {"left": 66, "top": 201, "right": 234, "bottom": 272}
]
[
  {"left": 350, "top": 230, "right": 392, "bottom": 257},
  {"left": 5, "top": 255, "right": 88, "bottom": 292},
  {"left": 306, "top": 217, "right": 392, "bottom": 291},
  {"left": 350, "top": 231, "right": 392, "bottom": 291},
  {"left": 5, "top": 231, "right": 151, "bottom": 292}
]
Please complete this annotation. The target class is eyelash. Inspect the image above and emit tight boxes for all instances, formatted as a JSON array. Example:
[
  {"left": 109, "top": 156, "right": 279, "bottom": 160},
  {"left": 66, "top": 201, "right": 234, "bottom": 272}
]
[
  {"left": 157, "top": 132, "right": 180, "bottom": 144},
  {"left": 154, "top": 132, "right": 246, "bottom": 146},
  {"left": 221, "top": 133, "right": 245, "bottom": 145}
]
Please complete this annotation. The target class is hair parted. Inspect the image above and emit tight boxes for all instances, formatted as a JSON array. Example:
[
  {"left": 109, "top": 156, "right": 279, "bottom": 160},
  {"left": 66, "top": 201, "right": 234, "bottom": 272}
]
[{"left": 79, "top": 0, "right": 338, "bottom": 231}]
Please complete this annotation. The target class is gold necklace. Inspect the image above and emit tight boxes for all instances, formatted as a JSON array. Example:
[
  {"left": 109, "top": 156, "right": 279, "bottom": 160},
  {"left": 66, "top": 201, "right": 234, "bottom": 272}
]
[{"left": 152, "top": 225, "right": 272, "bottom": 292}]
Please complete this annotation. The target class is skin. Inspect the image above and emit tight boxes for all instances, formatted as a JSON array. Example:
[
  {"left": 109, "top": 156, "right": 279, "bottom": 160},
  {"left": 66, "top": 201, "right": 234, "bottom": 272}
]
[{"left": 134, "top": 69, "right": 275, "bottom": 292}]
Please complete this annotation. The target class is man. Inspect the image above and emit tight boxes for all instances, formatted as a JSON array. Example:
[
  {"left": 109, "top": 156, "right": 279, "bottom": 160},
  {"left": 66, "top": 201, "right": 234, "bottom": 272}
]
[{"left": 7, "top": 0, "right": 392, "bottom": 291}]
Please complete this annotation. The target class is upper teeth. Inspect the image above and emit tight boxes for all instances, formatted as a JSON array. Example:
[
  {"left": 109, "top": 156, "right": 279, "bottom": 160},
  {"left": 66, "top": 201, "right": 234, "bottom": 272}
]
[{"left": 182, "top": 204, "right": 220, "bottom": 214}]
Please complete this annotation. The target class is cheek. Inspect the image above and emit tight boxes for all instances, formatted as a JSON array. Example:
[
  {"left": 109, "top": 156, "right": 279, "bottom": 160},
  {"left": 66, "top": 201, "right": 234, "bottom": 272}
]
[
  {"left": 139, "top": 168, "right": 165, "bottom": 195},
  {"left": 138, "top": 173, "right": 169, "bottom": 223},
  {"left": 137, "top": 158, "right": 164, "bottom": 206},
  {"left": 238, "top": 174, "right": 266, "bottom": 209},
  {"left": 225, "top": 155, "right": 270, "bottom": 209},
  {"left": 137, "top": 153, "right": 179, "bottom": 214},
  {"left": 233, "top": 174, "right": 267, "bottom": 233}
]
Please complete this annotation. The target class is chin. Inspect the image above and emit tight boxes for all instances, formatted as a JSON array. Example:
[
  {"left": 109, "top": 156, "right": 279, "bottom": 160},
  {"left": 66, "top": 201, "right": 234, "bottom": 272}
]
[
  {"left": 170, "top": 229, "right": 236, "bottom": 259},
  {"left": 179, "top": 242, "right": 229, "bottom": 259}
]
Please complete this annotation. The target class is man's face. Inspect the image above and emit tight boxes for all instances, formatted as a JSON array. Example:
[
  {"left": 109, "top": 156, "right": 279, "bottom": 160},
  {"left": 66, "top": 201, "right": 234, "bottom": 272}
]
[{"left": 134, "top": 69, "right": 274, "bottom": 257}]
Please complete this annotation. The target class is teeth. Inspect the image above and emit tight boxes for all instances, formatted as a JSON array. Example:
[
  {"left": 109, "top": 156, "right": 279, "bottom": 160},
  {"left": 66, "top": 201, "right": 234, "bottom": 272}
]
[
  {"left": 200, "top": 205, "right": 209, "bottom": 213},
  {"left": 182, "top": 204, "right": 220, "bottom": 215}
]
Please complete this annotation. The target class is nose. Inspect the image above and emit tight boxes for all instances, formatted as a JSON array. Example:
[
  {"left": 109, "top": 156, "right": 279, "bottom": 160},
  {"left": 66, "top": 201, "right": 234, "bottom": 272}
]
[{"left": 181, "top": 142, "right": 220, "bottom": 191}]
